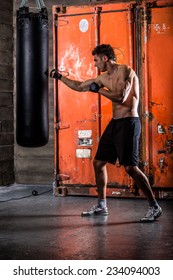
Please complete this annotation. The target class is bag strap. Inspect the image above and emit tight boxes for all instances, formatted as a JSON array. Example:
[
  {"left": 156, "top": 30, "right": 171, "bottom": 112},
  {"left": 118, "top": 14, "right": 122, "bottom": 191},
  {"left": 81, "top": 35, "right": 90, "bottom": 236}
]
[{"left": 20, "top": 0, "right": 45, "bottom": 9}]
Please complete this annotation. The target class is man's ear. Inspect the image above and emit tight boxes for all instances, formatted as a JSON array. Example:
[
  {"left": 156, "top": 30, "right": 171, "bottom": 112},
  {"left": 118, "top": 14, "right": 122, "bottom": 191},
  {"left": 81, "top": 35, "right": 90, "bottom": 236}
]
[{"left": 102, "top": 55, "right": 109, "bottom": 62}]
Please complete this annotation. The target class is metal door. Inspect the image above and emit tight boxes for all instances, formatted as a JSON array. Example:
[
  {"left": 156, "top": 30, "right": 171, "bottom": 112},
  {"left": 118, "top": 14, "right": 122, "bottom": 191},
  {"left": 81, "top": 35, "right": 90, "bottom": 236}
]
[
  {"left": 147, "top": 6, "right": 173, "bottom": 188},
  {"left": 53, "top": 6, "right": 100, "bottom": 187}
]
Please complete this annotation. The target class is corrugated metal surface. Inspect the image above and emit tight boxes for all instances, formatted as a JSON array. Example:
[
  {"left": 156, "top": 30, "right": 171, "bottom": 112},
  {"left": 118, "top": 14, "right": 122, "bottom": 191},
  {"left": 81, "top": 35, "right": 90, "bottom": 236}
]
[
  {"left": 53, "top": 6, "right": 99, "bottom": 186},
  {"left": 53, "top": 1, "right": 173, "bottom": 196},
  {"left": 147, "top": 6, "right": 173, "bottom": 187}
]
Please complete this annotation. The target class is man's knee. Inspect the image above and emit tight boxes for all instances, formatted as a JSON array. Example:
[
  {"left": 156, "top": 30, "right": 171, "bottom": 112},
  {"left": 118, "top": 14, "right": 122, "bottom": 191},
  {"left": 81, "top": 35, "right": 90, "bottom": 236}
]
[
  {"left": 124, "top": 165, "right": 138, "bottom": 176},
  {"left": 93, "top": 159, "right": 107, "bottom": 171}
]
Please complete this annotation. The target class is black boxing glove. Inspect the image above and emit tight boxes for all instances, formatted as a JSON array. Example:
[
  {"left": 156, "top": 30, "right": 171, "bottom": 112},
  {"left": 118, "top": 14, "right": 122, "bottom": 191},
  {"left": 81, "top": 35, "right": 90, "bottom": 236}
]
[
  {"left": 89, "top": 82, "right": 100, "bottom": 93},
  {"left": 50, "top": 69, "right": 62, "bottom": 80}
]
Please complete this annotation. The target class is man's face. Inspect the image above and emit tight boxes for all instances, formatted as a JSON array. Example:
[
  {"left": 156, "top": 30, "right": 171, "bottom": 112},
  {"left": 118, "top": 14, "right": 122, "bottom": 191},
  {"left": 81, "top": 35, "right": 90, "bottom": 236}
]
[{"left": 93, "top": 54, "right": 108, "bottom": 72}]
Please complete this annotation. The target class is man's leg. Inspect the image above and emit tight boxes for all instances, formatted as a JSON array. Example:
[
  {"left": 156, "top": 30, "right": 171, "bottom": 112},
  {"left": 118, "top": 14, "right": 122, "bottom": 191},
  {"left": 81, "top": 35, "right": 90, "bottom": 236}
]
[
  {"left": 81, "top": 159, "right": 108, "bottom": 216},
  {"left": 124, "top": 165, "right": 155, "bottom": 201},
  {"left": 93, "top": 159, "right": 107, "bottom": 200},
  {"left": 124, "top": 165, "right": 162, "bottom": 222}
]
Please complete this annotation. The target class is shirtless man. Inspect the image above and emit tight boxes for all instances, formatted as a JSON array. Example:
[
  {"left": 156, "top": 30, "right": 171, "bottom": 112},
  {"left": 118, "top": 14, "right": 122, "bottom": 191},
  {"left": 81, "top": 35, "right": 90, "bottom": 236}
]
[{"left": 50, "top": 44, "right": 162, "bottom": 222}]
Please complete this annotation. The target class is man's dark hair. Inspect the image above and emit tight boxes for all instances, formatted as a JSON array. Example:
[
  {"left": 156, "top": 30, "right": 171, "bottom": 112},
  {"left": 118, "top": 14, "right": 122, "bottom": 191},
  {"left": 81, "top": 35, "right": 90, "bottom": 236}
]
[{"left": 92, "top": 44, "right": 116, "bottom": 61}]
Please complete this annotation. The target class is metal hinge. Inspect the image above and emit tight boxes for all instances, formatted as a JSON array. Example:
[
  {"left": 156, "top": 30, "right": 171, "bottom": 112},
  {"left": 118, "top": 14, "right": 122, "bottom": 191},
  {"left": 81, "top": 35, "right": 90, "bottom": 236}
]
[
  {"left": 142, "top": 161, "right": 149, "bottom": 167},
  {"left": 94, "top": 113, "right": 102, "bottom": 119},
  {"left": 143, "top": 111, "right": 153, "bottom": 120},
  {"left": 57, "top": 174, "right": 70, "bottom": 181},
  {"left": 56, "top": 122, "right": 70, "bottom": 130}
]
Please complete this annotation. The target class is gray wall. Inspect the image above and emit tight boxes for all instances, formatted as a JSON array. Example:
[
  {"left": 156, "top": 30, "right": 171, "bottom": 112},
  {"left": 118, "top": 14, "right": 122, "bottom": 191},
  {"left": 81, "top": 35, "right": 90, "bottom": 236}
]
[{"left": 0, "top": 1, "right": 14, "bottom": 185}]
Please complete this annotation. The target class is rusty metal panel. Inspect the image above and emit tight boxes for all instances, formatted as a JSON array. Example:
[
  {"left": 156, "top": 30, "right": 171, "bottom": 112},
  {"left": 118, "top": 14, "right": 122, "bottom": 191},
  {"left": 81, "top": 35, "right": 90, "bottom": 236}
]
[
  {"left": 147, "top": 6, "right": 173, "bottom": 187},
  {"left": 54, "top": 6, "right": 99, "bottom": 185}
]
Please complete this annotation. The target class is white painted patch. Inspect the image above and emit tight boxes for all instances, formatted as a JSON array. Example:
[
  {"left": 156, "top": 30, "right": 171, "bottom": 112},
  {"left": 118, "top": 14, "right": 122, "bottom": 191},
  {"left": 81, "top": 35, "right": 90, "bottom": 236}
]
[
  {"left": 76, "top": 149, "right": 91, "bottom": 158},
  {"left": 79, "top": 19, "right": 89, "bottom": 33},
  {"left": 87, "top": 63, "right": 94, "bottom": 76},
  {"left": 78, "top": 130, "right": 92, "bottom": 138},
  {"left": 158, "top": 124, "right": 166, "bottom": 134}
]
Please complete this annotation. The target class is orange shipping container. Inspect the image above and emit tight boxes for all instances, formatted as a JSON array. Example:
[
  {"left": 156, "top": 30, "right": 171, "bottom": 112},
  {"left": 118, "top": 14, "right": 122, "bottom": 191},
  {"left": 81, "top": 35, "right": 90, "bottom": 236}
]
[{"left": 52, "top": 1, "right": 173, "bottom": 198}]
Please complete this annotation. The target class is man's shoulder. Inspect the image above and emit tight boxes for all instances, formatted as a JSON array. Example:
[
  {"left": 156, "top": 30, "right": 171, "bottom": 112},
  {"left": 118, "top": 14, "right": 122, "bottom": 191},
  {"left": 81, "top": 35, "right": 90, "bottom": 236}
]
[
  {"left": 96, "top": 73, "right": 107, "bottom": 83},
  {"left": 119, "top": 64, "right": 137, "bottom": 77},
  {"left": 118, "top": 64, "right": 131, "bottom": 71}
]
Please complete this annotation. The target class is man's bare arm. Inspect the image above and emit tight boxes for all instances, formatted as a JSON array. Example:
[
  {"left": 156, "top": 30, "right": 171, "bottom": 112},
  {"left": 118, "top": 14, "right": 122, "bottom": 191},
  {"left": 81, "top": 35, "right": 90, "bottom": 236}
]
[
  {"left": 121, "top": 67, "right": 135, "bottom": 103},
  {"left": 60, "top": 76, "right": 96, "bottom": 92},
  {"left": 50, "top": 69, "right": 99, "bottom": 92},
  {"left": 97, "top": 88, "right": 123, "bottom": 103}
]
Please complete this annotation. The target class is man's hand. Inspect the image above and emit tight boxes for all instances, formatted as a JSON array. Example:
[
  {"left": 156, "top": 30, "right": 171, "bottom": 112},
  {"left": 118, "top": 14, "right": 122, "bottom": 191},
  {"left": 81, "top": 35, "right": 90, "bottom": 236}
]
[
  {"left": 89, "top": 82, "right": 100, "bottom": 93},
  {"left": 50, "top": 69, "right": 62, "bottom": 80}
]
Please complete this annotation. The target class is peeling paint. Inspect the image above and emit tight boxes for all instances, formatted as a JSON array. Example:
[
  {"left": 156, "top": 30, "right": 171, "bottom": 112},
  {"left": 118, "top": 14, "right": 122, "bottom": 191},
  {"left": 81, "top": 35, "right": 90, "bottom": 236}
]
[
  {"left": 59, "top": 44, "right": 82, "bottom": 80},
  {"left": 59, "top": 44, "right": 93, "bottom": 80},
  {"left": 87, "top": 63, "right": 94, "bottom": 76}
]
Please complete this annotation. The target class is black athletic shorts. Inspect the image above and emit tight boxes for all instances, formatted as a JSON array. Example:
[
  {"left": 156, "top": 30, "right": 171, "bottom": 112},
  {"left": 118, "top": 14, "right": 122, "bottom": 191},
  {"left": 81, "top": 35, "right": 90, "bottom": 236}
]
[{"left": 95, "top": 117, "right": 141, "bottom": 166}]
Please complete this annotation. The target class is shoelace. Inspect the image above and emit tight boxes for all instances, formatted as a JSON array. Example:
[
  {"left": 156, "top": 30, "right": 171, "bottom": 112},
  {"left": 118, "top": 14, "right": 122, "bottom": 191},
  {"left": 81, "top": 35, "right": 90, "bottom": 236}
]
[{"left": 145, "top": 207, "right": 154, "bottom": 218}]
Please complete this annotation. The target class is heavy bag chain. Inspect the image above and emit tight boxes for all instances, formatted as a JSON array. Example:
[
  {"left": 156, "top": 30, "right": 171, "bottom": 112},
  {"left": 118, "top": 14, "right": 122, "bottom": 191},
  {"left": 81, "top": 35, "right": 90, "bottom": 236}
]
[
  {"left": 17, "top": 0, "right": 48, "bottom": 28},
  {"left": 20, "top": 0, "right": 46, "bottom": 9}
]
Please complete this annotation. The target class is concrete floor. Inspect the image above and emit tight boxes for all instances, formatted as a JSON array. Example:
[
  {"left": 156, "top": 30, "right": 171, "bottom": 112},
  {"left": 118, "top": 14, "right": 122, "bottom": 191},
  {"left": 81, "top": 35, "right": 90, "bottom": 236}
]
[{"left": 0, "top": 185, "right": 173, "bottom": 260}]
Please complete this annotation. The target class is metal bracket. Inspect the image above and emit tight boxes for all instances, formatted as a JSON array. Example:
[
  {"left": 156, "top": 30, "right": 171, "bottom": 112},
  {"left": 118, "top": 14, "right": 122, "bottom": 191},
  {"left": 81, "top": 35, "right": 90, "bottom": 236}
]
[
  {"left": 159, "top": 156, "right": 165, "bottom": 173},
  {"left": 94, "top": 6, "right": 102, "bottom": 12},
  {"left": 142, "top": 161, "right": 149, "bottom": 167},
  {"left": 53, "top": 186, "right": 68, "bottom": 197},
  {"left": 57, "top": 174, "right": 70, "bottom": 181},
  {"left": 56, "top": 122, "right": 70, "bottom": 130},
  {"left": 55, "top": 6, "right": 66, "bottom": 14},
  {"left": 54, "top": 18, "right": 69, "bottom": 27},
  {"left": 94, "top": 113, "right": 102, "bottom": 119},
  {"left": 143, "top": 111, "right": 152, "bottom": 119}
]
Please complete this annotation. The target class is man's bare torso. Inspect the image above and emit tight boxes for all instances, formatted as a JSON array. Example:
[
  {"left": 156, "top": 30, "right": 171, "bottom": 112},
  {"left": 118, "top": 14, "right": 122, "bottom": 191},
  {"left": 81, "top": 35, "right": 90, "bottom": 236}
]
[{"left": 99, "top": 64, "right": 139, "bottom": 119}]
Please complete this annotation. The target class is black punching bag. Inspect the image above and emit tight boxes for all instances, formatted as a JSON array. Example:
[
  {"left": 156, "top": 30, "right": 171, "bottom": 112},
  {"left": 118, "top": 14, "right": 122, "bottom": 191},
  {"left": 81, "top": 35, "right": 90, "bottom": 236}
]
[{"left": 16, "top": 6, "right": 49, "bottom": 147}]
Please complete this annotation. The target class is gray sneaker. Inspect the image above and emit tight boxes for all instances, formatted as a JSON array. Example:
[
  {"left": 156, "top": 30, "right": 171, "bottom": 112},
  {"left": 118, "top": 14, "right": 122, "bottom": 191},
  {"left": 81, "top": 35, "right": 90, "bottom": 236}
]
[
  {"left": 140, "top": 206, "right": 162, "bottom": 222},
  {"left": 81, "top": 205, "right": 108, "bottom": 217}
]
